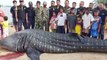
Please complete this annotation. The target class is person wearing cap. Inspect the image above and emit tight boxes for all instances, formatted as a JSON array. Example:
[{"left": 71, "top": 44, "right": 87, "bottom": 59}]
[
  {"left": 35, "top": 1, "right": 44, "bottom": 30},
  {"left": 10, "top": 0, "right": 18, "bottom": 32},
  {"left": 82, "top": 8, "right": 94, "bottom": 36},
  {"left": 26, "top": 1, "right": 35, "bottom": 29},
  {"left": 42, "top": 1, "right": 49, "bottom": 31},
  {"left": 17, "top": 0, "right": 27, "bottom": 31}
]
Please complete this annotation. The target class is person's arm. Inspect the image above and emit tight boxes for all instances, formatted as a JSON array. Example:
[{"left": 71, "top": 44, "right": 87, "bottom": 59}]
[
  {"left": 47, "top": 8, "right": 49, "bottom": 21},
  {"left": 0, "top": 22, "right": 2, "bottom": 25},
  {"left": 25, "top": 8, "right": 28, "bottom": 24},
  {"left": 10, "top": 7, "right": 13, "bottom": 17},
  {"left": 49, "top": 17, "right": 53, "bottom": 24},
  {"left": 89, "top": 14, "right": 94, "bottom": 29},
  {"left": 67, "top": 15, "right": 70, "bottom": 32},
  {"left": 82, "top": 15, "right": 85, "bottom": 29},
  {"left": 33, "top": 8, "right": 36, "bottom": 17},
  {"left": 64, "top": 14, "right": 67, "bottom": 32},
  {"left": 98, "top": 17, "right": 102, "bottom": 32},
  {"left": 26, "top": 13, "right": 28, "bottom": 24},
  {"left": 15, "top": 6, "right": 18, "bottom": 22}
]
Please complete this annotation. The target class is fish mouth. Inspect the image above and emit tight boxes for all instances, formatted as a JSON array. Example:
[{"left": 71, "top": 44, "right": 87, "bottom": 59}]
[
  {"left": 0, "top": 42, "right": 18, "bottom": 52},
  {"left": 0, "top": 36, "right": 18, "bottom": 52}
]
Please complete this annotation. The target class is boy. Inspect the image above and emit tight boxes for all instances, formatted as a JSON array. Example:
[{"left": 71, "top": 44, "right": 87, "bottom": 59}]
[
  {"left": 1, "top": 16, "right": 9, "bottom": 38},
  {"left": 67, "top": 8, "right": 77, "bottom": 33},
  {"left": 57, "top": 7, "right": 67, "bottom": 33},
  {"left": 82, "top": 8, "right": 94, "bottom": 36},
  {"left": 90, "top": 10, "right": 102, "bottom": 39}
]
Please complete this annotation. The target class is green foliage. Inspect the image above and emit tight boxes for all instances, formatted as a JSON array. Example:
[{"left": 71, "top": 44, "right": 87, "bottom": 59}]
[{"left": 97, "top": 0, "right": 107, "bottom": 3}]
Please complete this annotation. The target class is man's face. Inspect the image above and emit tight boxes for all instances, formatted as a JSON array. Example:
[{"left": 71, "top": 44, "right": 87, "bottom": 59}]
[
  {"left": 37, "top": 3, "right": 40, "bottom": 8},
  {"left": 65, "top": 1, "right": 69, "bottom": 7},
  {"left": 43, "top": 4, "right": 47, "bottom": 7},
  {"left": 29, "top": 3, "right": 33, "bottom": 7},
  {"left": 80, "top": 2, "right": 84, "bottom": 7},
  {"left": 20, "top": 2, "right": 24, "bottom": 6},
  {"left": 89, "top": 3, "right": 93, "bottom": 8},
  {"left": 51, "top": 2, "right": 55, "bottom": 6},
  {"left": 13, "top": 2, "right": 17, "bottom": 6},
  {"left": 56, "top": 1, "right": 60, "bottom": 6},
  {"left": 99, "top": 3, "right": 104, "bottom": 9},
  {"left": 72, "top": 3, "right": 76, "bottom": 8},
  {"left": 85, "top": 10, "right": 90, "bottom": 14}
]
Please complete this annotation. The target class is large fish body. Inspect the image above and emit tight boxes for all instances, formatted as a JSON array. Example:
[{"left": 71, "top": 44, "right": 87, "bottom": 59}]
[{"left": 0, "top": 29, "right": 107, "bottom": 60}]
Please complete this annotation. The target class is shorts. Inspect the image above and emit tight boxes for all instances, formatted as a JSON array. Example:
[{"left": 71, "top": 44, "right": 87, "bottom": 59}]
[{"left": 13, "top": 18, "right": 17, "bottom": 26}]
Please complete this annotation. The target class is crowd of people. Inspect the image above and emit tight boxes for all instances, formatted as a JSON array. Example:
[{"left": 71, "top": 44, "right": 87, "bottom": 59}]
[
  {"left": 9, "top": 0, "right": 107, "bottom": 39},
  {"left": 0, "top": 0, "right": 107, "bottom": 40}
]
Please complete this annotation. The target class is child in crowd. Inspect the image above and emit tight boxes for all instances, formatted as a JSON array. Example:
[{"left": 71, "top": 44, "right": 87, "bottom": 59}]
[
  {"left": 90, "top": 10, "right": 102, "bottom": 39},
  {"left": 1, "top": 16, "right": 9, "bottom": 38},
  {"left": 67, "top": 8, "right": 77, "bottom": 33},
  {"left": 82, "top": 8, "right": 94, "bottom": 36},
  {"left": 75, "top": 16, "right": 83, "bottom": 35},
  {"left": 57, "top": 7, "right": 67, "bottom": 33},
  {"left": 104, "top": 16, "right": 107, "bottom": 39},
  {"left": 49, "top": 11, "right": 58, "bottom": 32}
]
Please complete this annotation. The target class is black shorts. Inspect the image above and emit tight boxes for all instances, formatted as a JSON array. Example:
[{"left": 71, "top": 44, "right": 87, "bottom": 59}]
[{"left": 13, "top": 18, "right": 17, "bottom": 26}]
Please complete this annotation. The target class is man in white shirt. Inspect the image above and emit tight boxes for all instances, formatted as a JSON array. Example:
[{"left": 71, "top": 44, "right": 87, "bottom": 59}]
[
  {"left": 57, "top": 7, "right": 67, "bottom": 33},
  {"left": 82, "top": 8, "right": 94, "bottom": 36}
]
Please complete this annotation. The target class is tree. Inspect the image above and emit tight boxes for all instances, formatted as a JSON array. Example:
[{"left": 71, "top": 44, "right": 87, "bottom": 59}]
[{"left": 97, "top": 0, "right": 107, "bottom": 3}]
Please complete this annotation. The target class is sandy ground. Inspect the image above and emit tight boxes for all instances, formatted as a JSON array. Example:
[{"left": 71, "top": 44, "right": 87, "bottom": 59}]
[{"left": 0, "top": 25, "right": 107, "bottom": 60}]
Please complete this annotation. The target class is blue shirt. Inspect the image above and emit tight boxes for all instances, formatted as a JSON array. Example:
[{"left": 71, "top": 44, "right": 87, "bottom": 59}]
[{"left": 91, "top": 17, "right": 102, "bottom": 37}]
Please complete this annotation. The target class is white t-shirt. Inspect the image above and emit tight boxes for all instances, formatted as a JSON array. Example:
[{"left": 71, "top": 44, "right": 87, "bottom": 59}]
[
  {"left": 82, "top": 13, "right": 94, "bottom": 29},
  {"left": 57, "top": 13, "right": 67, "bottom": 26}
]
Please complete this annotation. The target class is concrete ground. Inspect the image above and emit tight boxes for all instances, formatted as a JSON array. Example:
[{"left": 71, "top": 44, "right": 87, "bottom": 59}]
[{"left": 0, "top": 25, "right": 107, "bottom": 60}]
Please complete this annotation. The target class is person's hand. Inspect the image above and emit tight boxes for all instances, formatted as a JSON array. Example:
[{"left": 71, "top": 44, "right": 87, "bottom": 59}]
[
  {"left": 26, "top": 20, "right": 28, "bottom": 24},
  {"left": 97, "top": 18, "right": 100, "bottom": 21},
  {"left": 16, "top": 19, "right": 18, "bottom": 22},
  {"left": 98, "top": 29, "right": 100, "bottom": 33},
  {"left": 87, "top": 26, "right": 90, "bottom": 29}
]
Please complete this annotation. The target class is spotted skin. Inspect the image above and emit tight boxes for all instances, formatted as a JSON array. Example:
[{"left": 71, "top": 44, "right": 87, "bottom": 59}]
[{"left": 0, "top": 29, "right": 107, "bottom": 60}]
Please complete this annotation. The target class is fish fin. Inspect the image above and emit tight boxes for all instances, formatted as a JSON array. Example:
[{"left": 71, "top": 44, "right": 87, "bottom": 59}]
[{"left": 26, "top": 47, "right": 42, "bottom": 60}]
